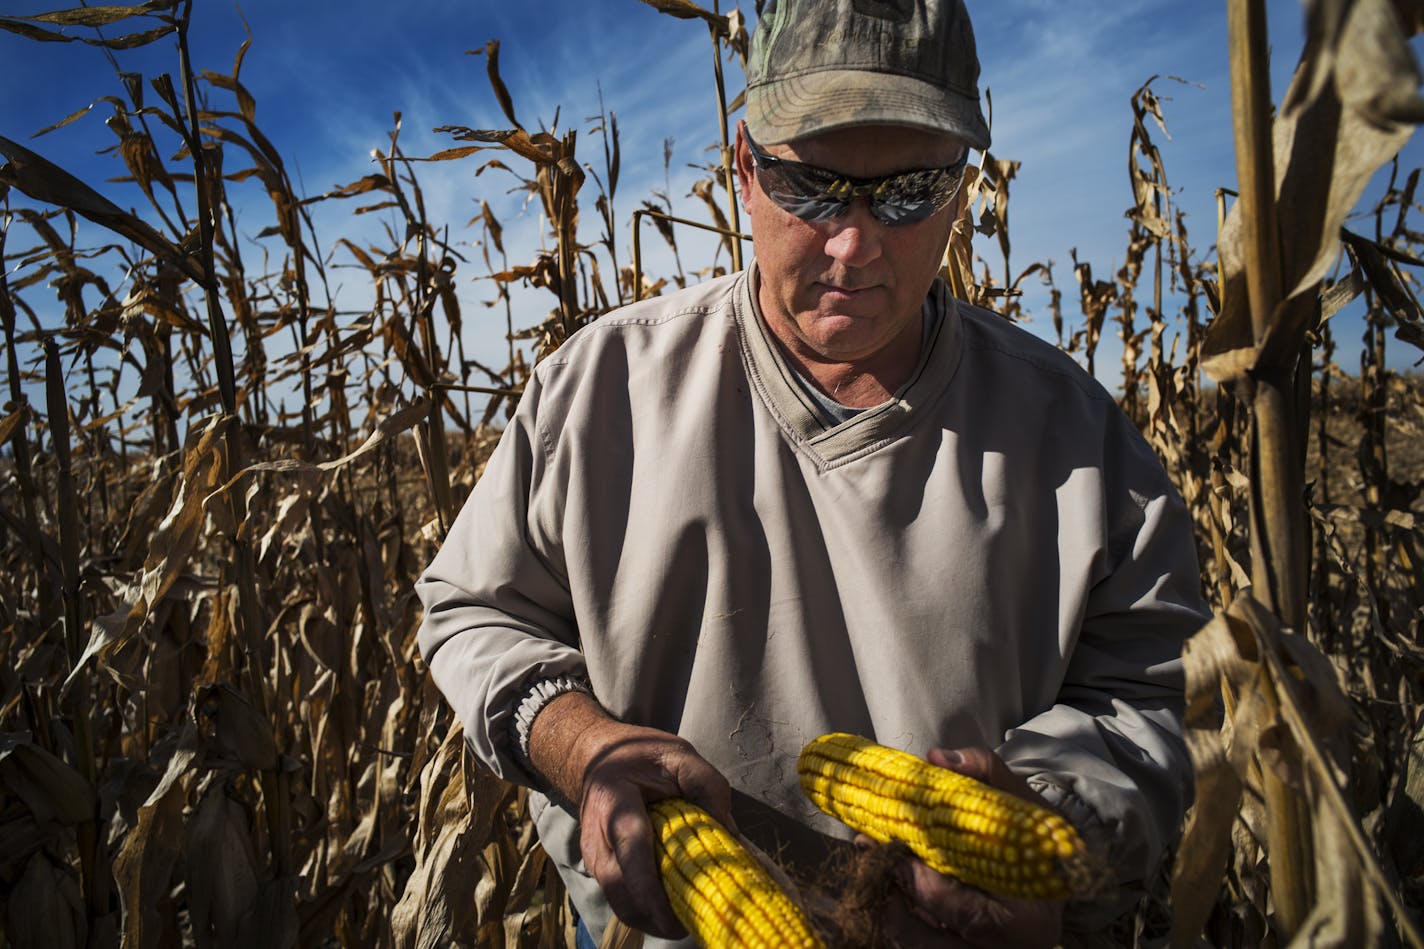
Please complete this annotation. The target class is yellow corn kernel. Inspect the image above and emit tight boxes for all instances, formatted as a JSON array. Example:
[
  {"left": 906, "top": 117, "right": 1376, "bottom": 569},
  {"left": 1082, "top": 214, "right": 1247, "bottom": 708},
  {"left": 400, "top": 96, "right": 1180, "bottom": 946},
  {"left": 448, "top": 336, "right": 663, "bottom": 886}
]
[
  {"left": 648, "top": 797, "right": 825, "bottom": 949},
  {"left": 797, "top": 732, "right": 1101, "bottom": 901}
]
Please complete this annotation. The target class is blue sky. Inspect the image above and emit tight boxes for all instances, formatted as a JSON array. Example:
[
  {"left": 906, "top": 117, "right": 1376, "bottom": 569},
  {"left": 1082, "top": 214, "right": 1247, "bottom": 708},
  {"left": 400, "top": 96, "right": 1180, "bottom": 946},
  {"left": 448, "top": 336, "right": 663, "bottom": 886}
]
[{"left": 2, "top": 0, "right": 1421, "bottom": 396}]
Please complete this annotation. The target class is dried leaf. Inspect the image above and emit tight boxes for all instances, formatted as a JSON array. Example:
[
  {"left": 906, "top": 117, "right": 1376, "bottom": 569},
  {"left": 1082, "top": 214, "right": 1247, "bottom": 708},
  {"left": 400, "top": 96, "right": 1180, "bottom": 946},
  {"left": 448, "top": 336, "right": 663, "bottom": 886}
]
[
  {"left": 1320, "top": 264, "right": 1367, "bottom": 320},
  {"left": 1204, "top": 0, "right": 1422, "bottom": 384},
  {"left": 114, "top": 730, "right": 201, "bottom": 949},
  {"left": 392, "top": 729, "right": 513, "bottom": 949},
  {"left": 639, "top": 0, "right": 726, "bottom": 31},
  {"left": 1342, "top": 229, "right": 1424, "bottom": 352},
  {"left": 727, "top": 8, "right": 749, "bottom": 64},
  {"left": 206, "top": 399, "right": 429, "bottom": 501},
  {"left": 32, "top": 102, "right": 97, "bottom": 138},
  {"left": 0, "top": 15, "right": 176, "bottom": 48},
  {"left": 195, "top": 684, "right": 278, "bottom": 771},
  {"left": 0, "top": 733, "right": 94, "bottom": 824},
  {"left": 480, "top": 40, "right": 520, "bottom": 129},
  {"left": 185, "top": 786, "right": 262, "bottom": 949},
  {"left": 10, "top": 0, "right": 178, "bottom": 27},
  {"left": 201, "top": 67, "right": 259, "bottom": 125},
  {"left": 690, "top": 178, "right": 734, "bottom": 260},
  {"left": 121, "top": 282, "right": 210, "bottom": 335},
  {"left": 597, "top": 919, "right": 645, "bottom": 949},
  {"left": 298, "top": 173, "right": 391, "bottom": 206},
  {"left": 608, "top": 111, "right": 621, "bottom": 197},
  {"left": 411, "top": 146, "right": 487, "bottom": 163},
  {"left": 0, "top": 403, "right": 29, "bottom": 448},
  {"left": 257, "top": 490, "right": 311, "bottom": 566},
  {"left": 1384, "top": 724, "right": 1424, "bottom": 875},
  {"left": 7, "top": 854, "right": 85, "bottom": 949},
  {"left": 435, "top": 125, "right": 554, "bottom": 165},
  {"left": 1171, "top": 603, "right": 1259, "bottom": 948},
  {"left": 478, "top": 199, "right": 505, "bottom": 256},
  {"left": 66, "top": 414, "right": 228, "bottom": 690},
  {"left": 0, "top": 135, "right": 204, "bottom": 284},
  {"left": 1172, "top": 594, "right": 1405, "bottom": 947}
]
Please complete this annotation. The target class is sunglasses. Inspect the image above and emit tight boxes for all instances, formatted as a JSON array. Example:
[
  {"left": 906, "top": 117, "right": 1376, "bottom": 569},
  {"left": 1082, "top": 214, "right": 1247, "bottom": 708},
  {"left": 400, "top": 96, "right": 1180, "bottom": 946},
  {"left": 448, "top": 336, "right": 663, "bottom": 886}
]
[{"left": 744, "top": 126, "right": 968, "bottom": 227}]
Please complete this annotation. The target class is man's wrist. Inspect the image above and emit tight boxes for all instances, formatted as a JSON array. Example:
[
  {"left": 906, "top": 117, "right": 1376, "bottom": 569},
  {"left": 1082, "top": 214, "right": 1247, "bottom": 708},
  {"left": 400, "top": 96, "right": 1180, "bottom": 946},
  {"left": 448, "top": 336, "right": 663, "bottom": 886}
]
[
  {"left": 512, "top": 674, "right": 592, "bottom": 766},
  {"left": 526, "top": 688, "right": 619, "bottom": 804}
]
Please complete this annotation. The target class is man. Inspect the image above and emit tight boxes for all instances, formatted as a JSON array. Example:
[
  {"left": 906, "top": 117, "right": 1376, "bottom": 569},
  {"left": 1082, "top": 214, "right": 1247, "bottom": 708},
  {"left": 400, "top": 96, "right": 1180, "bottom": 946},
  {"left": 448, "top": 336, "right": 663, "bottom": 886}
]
[{"left": 417, "top": 0, "right": 1209, "bottom": 945}]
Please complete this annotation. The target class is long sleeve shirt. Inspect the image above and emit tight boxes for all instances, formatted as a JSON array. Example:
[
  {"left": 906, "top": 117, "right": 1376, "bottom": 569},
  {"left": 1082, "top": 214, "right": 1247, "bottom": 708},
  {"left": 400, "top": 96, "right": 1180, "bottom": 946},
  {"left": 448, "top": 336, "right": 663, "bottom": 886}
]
[{"left": 417, "top": 266, "right": 1210, "bottom": 940}]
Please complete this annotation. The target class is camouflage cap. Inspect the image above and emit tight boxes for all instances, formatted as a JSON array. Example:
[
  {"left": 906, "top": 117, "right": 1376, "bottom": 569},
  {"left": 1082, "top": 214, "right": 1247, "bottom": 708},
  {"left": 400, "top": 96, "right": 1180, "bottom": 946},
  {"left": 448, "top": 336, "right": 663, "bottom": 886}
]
[{"left": 745, "top": 0, "right": 991, "bottom": 150}]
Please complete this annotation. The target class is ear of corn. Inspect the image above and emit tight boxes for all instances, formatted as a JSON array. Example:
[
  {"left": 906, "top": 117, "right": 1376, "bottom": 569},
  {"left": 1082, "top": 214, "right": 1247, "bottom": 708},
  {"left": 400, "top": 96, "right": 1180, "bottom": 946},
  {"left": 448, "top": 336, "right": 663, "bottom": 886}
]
[
  {"left": 647, "top": 797, "right": 825, "bottom": 949},
  {"left": 797, "top": 732, "right": 1102, "bottom": 901}
]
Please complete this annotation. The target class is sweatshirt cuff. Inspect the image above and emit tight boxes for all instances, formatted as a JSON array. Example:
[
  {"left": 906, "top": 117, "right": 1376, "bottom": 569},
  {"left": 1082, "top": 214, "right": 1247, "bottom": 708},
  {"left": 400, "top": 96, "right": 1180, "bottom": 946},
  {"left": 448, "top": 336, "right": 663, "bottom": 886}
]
[
  {"left": 510, "top": 674, "right": 593, "bottom": 775},
  {"left": 1026, "top": 776, "right": 1138, "bottom": 931}
]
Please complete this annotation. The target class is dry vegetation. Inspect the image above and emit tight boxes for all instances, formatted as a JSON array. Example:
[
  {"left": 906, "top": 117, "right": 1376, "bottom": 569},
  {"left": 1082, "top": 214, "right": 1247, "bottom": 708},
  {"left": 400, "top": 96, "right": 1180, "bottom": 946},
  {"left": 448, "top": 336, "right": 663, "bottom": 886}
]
[{"left": 1, "top": 0, "right": 1424, "bottom": 947}]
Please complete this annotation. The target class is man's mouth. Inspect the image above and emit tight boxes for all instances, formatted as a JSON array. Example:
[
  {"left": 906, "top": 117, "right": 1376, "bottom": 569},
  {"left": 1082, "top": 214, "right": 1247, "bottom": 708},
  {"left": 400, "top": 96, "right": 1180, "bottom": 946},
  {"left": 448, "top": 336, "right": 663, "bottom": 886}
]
[{"left": 818, "top": 281, "right": 875, "bottom": 295}]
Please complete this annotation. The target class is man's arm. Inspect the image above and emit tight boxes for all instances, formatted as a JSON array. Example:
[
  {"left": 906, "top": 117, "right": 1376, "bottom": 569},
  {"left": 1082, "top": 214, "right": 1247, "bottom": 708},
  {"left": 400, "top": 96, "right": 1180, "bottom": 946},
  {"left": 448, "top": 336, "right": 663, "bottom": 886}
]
[
  {"left": 527, "top": 691, "right": 735, "bottom": 940},
  {"left": 997, "top": 412, "right": 1209, "bottom": 928},
  {"left": 417, "top": 368, "right": 736, "bottom": 939},
  {"left": 417, "top": 369, "right": 587, "bottom": 786}
]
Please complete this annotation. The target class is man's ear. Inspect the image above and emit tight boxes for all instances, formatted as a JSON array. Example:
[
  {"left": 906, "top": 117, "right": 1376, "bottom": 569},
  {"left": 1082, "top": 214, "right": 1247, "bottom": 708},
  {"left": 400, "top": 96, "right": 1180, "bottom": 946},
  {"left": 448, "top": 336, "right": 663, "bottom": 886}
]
[{"left": 733, "top": 121, "right": 755, "bottom": 213}]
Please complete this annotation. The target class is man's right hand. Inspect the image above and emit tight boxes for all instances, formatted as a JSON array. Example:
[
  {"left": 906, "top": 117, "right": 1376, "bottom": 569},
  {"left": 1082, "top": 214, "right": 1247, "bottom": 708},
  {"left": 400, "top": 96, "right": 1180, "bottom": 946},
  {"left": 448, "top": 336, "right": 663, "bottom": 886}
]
[
  {"left": 879, "top": 748, "right": 1065, "bottom": 948},
  {"left": 527, "top": 690, "right": 735, "bottom": 940}
]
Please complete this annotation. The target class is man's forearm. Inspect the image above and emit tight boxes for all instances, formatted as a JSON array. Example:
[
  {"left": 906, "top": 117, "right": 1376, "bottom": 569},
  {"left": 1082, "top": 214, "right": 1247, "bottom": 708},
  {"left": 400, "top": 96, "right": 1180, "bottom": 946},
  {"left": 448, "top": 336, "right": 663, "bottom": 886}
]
[{"left": 527, "top": 690, "right": 622, "bottom": 805}]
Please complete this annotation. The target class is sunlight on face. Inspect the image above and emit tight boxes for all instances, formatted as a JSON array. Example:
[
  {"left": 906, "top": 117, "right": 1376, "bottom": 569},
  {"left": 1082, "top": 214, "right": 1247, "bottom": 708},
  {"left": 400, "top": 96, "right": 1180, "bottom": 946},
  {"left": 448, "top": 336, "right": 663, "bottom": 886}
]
[{"left": 736, "top": 123, "right": 966, "bottom": 372}]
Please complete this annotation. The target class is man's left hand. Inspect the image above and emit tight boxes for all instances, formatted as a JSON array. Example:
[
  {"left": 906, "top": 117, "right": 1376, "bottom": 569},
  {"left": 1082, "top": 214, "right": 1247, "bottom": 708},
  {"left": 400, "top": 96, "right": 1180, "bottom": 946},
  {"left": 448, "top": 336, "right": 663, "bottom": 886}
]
[{"left": 879, "top": 747, "right": 1065, "bottom": 949}]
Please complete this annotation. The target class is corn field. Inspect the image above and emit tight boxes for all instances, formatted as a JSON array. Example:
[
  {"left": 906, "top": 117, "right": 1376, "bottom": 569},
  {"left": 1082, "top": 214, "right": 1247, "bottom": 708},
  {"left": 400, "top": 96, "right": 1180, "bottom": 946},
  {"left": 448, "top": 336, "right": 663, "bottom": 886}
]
[{"left": 1, "top": 0, "right": 1423, "bottom": 946}]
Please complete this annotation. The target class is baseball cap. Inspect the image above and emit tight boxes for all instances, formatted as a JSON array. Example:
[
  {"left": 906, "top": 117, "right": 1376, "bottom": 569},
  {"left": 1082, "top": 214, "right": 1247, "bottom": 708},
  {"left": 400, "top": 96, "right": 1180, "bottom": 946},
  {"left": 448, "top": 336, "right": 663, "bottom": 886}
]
[{"left": 744, "top": 0, "right": 991, "bottom": 151}]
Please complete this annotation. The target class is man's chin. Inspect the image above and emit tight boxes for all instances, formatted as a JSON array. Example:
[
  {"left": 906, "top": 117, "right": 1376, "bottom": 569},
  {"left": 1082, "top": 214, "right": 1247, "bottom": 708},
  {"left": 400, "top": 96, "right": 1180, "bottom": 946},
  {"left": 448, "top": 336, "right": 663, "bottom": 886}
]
[{"left": 801, "top": 324, "right": 885, "bottom": 362}]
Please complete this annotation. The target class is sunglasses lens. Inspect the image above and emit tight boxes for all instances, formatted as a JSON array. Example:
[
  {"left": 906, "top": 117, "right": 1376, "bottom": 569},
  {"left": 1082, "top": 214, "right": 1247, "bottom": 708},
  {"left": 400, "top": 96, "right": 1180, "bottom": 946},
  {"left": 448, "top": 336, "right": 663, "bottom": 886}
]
[
  {"left": 868, "top": 198, "right": 938, "bottom": 226},
  {"left": 751, "top": 160, "right": 832, "bottom": 219},
  {"left": 867, "top": 167, "right": 963, "bottom": 225},
  {"left": 765, "top": 191, "right": 849, "bottom": 222},
  {"left": 753, "top": 146, "right": 963, "bottom": 227}
]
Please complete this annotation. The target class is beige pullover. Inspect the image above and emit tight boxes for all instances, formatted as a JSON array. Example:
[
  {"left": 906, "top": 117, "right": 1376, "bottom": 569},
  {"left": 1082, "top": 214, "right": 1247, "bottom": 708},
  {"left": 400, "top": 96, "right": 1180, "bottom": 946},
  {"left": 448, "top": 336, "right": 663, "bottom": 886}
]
[{"left": 417, "top": 267, "right": 1210, "bottom": 937}]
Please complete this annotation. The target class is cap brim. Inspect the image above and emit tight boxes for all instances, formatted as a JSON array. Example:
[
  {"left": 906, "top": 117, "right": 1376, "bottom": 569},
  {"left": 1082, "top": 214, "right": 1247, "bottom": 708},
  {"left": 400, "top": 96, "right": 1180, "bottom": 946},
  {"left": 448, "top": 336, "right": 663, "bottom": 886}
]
[{"left": 747, "top": 69, "right": 991, "bottom": 151}]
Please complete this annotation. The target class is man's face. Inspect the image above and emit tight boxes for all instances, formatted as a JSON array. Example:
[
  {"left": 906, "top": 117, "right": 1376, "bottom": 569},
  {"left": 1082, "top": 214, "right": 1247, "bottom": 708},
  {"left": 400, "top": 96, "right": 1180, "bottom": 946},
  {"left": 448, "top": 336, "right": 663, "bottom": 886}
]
[{"left": 735, "top": 122, "right": 966, "bottom": 369}]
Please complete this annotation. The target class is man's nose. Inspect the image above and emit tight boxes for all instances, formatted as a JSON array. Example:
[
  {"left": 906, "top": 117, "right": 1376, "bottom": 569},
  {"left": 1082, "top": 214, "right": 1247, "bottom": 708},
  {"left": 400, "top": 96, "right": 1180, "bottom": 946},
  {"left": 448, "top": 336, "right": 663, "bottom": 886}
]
[{"left": 822, "top": 201, "right": 884, "bottom": 268}]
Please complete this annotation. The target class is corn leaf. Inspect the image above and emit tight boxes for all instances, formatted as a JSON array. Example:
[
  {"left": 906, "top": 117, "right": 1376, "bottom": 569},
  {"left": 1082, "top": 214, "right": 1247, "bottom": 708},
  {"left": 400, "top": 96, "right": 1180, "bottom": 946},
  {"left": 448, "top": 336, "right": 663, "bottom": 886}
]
[
  {"left": 1204, "top": 0, "right": 1423, "bottom": 383},
  {"left": 0, "top": 135, "right": 204, "bottom": 284},
  {"left": 0, "top": 733, "right": 95, "bottom": 825}
]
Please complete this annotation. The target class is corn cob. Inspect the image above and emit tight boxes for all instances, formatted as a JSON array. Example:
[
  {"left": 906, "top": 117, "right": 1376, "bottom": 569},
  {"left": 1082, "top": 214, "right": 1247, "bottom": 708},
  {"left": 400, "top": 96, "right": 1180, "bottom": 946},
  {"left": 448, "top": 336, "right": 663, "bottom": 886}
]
[
  {"left": 647, "top": 797, "right": 825, "bottom": 949},
  {"left": 797, "top": 732, "right": 1099, "bottom": 900}
]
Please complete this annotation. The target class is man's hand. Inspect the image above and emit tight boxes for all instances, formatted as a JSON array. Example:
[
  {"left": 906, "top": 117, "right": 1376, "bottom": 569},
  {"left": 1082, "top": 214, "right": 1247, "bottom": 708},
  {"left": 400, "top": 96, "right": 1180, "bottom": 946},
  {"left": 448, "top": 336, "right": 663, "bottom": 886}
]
[
  {"left": 880, "top": 747, "right": 1065, "bottom": 949},
  {"left": 528, "top": 691, "right": 734, "bottom": 939}
]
